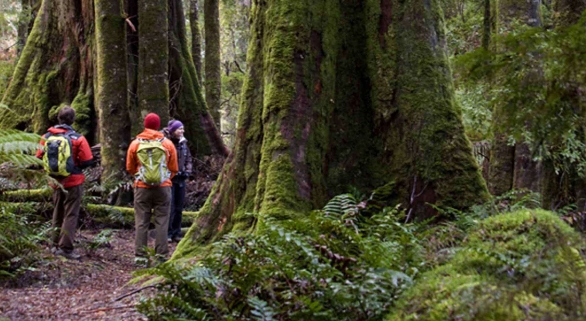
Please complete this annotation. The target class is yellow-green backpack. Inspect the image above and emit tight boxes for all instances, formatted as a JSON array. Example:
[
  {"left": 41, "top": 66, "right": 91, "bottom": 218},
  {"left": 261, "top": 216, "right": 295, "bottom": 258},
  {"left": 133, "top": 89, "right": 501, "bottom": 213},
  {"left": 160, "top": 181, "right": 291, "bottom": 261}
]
[
  {"left": 136, "top": 138, "right": 171, "bottom": 186},
  {"left": 42, "top": 129, "right": 79, "bottom": 177}
]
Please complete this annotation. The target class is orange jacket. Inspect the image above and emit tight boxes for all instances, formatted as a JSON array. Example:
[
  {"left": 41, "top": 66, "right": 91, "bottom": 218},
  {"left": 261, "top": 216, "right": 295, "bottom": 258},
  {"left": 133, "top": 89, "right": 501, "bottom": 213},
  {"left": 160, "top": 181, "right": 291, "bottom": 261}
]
[{"left": 126, "top": 129, "right": 179, "bottom": 188}]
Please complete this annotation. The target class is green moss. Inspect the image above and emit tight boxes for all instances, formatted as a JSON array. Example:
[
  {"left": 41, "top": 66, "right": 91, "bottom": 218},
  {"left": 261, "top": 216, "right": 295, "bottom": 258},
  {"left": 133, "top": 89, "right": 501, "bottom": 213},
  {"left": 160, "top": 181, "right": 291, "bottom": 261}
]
[
  {"left": 1, "top": 188, "right": 52, "bottom": 202},
  {"left": 388, "top": 210, "right": 585, "bottom": 320},
  {"left": 364, "top": 0, "right": 489, "bottom": 213}
]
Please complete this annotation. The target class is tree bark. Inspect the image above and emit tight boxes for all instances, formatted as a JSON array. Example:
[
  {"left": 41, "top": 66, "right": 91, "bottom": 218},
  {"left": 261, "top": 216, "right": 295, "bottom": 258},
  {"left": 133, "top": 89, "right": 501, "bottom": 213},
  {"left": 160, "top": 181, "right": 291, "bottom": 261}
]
[
  {"left": 137, "top": 0, "right": 170, "bottom": 125},
  {"left": 169, "top": 0, "right": 228, "bottom": 156},
  {"left": 488, "top": 0, "right": 543, "bottom": 195},
  {"left": 204, "top": 0, "right": 222, "bottom": 128},
  {"left": 174, "top": 0, "right": 489, "bottom": 258},
  {"left": 482, "top": 0, "right": 497, "bottom": 50},
  {"left": 95, "top": 0, "right": 131, "bottom": 187},
  {"left": 189, "top": 0, "right": 203, "bottom": 84}
]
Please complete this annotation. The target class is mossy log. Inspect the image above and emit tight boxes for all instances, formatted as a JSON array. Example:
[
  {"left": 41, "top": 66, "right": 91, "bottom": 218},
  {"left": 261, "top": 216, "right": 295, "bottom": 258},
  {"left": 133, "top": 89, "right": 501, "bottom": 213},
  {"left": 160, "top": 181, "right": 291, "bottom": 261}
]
[
  {"left": 388, "top": 210, "right": 586, "bottom": 320},
  {"left": 0, "top": 197, "right": 199, "bottom": 227},
  {"left": 175, "top": 0, "right": 489, "bottom": 258}
]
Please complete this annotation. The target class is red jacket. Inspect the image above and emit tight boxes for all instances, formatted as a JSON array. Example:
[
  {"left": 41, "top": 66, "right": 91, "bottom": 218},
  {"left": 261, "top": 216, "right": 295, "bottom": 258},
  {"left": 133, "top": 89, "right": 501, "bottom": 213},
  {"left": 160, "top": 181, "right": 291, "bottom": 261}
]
[
  {"left": 36, "top": 125, "right": 93, "bottom": 188},
  {"left": 126, "top": 129, "right": 178, "bottom": 188}
]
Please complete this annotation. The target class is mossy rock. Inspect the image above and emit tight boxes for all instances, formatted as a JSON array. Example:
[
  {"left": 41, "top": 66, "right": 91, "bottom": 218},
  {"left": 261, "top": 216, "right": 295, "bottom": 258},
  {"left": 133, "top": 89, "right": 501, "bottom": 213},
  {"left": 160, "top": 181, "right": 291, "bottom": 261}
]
[
  {"left": 388, "top": 210, "right": 586, "bottom": 321},
  {"left": 388, "top": 265, "right": 565, "bottom": 321}
]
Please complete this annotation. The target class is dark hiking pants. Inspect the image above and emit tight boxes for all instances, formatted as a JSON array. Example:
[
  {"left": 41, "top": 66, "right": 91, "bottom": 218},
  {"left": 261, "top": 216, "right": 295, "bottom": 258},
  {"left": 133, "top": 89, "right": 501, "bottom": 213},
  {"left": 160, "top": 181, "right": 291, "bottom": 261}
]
[
  {"left": 52, "top": 185, "right": 83, "bottom": 252},
  {"left": 168, "top": 177, "right": 186, "bottom": 239},
  {"left": 134, "top": 187, "right": 171, "bottom": 257}
]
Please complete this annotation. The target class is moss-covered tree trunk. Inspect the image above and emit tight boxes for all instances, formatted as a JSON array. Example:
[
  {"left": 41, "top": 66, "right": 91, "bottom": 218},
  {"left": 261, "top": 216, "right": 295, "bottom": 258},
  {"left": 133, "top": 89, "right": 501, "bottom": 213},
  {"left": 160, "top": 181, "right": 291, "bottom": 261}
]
[
  {"left": 1, "top": 0, "right": 96, "bottom": 141},
  {"left": 175, "top": 0, "right": 489, "bottom": 258},
  {"left": 137, "top": 0, "right": 170, "bottom": 125},
  {"left": 204, "top": 0, "right": 222, "bottom": 128},
  {"left": 95, "top": 0, "right": 131, "bottom": 187},
  {"left": 190, "top": 0, "right": 203, "bottom": 84}
]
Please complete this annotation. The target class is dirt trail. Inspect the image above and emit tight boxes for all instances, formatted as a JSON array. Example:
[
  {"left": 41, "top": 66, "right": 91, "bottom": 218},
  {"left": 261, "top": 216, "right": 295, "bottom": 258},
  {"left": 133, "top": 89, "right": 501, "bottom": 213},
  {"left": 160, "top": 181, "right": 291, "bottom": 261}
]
[{"left": 0, "top": 230, "right": 175, "bottom": 321}]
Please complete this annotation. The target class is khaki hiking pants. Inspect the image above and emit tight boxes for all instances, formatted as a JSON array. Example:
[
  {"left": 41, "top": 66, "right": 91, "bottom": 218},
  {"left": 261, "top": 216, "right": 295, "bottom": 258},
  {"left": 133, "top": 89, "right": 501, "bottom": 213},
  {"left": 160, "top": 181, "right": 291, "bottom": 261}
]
[
  {"left": 134, "top": 187, "right": 171, "bottom": 257},
  {"left": 52, "top": 185, "right": 83, "bottom": 252}
]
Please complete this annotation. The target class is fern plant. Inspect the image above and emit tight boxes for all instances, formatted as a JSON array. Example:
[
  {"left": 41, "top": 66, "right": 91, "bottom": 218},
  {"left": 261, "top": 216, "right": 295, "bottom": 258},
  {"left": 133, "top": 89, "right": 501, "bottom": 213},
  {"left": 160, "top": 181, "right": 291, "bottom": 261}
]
[
  {"left": 0, "top": 126, "right": 50, "bottom": 278},
  {"left": 0, "top": 128, "right": 46, "bottom": 188},
  {"left": 137, "top": 195, "right": 426, "bottom": 320}
]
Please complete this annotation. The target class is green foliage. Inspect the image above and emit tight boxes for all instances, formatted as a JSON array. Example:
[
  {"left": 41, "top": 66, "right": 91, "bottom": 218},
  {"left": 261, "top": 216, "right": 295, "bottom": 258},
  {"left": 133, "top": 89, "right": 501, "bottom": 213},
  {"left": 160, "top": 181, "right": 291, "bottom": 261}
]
[
  {"left": 455, "top": 13, "right": 586, "bottom": 176},
  {"left": 0, "top": 203, "right": 50, "bottom": 279},
  {"left": 389, "top": 209, "right": 586, "bottom": 321},
  {"left": 138, "top": 195, "right": 426, "bottom": 320}
]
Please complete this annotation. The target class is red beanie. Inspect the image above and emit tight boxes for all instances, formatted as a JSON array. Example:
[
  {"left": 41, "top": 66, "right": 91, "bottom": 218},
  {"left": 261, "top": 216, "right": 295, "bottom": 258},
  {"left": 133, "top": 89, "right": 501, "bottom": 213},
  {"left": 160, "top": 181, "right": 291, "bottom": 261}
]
[{"left": 144, "top": 113, "right": 160, "bottom": 130}]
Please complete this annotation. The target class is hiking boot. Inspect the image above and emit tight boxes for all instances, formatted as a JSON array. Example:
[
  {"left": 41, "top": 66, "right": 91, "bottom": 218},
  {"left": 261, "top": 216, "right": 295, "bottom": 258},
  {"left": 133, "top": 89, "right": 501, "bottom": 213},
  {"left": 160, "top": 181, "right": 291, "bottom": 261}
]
[
  {"left": 172, "top": 235, "right": 183, "bottom": 243},
  {"left": 55, "top": 249, "right": 81, "bottom": 260},
  {"left": 167, "top": 237, "right": 173, "bottom": 243}
]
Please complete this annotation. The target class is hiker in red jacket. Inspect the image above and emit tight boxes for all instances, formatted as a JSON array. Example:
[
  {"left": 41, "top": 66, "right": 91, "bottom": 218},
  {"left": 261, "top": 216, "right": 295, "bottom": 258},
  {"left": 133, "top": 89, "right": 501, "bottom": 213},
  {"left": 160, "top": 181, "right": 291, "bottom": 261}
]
[{"left": 36, "top": 107, "right": 93, "bottom": 260}]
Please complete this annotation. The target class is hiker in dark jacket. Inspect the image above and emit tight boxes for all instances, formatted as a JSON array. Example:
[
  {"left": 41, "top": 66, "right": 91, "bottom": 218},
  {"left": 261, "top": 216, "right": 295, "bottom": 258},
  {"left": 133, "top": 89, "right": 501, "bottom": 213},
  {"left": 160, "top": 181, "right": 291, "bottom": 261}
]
[
  {"left": 36, "top": 107, "right": 93, "bottom": 260},
  {"left": 163, "top": 120, "right": 193, "bottom": 243}
]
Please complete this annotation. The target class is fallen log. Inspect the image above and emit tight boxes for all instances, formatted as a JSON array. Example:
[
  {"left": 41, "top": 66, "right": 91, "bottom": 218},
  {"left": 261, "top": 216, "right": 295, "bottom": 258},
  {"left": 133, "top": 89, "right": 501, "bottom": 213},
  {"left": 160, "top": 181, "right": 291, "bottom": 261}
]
[{"left": 0, "top": 198, "right": 199, "bottom": 228}]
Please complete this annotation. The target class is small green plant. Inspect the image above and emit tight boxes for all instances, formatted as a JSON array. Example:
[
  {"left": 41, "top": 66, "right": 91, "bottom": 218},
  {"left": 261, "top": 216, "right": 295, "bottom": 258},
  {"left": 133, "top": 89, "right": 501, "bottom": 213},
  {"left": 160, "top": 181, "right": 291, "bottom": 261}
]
[
  {"left": 81, "top": 229, "right": 114, "bottom": 257},
  {"left": 0, "top": 204, "right": 51, "bottom": 279}
]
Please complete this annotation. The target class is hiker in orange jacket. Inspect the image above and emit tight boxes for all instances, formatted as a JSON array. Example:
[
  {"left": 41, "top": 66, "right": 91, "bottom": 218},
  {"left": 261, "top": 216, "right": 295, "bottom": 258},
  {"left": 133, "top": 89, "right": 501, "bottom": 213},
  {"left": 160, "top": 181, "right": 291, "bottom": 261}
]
[
  {"left": 126, "top": 113, "right": 178, "bottom": 265},
  {"left": 36, "top": 107, "right": 93, "bottom": 260}
]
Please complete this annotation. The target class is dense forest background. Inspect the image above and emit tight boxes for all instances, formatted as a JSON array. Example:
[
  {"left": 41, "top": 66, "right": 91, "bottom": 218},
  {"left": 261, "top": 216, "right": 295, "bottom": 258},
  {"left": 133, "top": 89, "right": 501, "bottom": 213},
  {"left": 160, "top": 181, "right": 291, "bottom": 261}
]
[{"left": 2, "top": 0, "right": 586, "bottom": 320}]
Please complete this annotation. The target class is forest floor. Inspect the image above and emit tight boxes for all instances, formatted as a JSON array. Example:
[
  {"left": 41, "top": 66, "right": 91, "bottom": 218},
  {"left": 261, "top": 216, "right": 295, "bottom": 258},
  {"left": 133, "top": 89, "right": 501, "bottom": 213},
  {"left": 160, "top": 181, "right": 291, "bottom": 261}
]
[{"left": 0, "top": 229, "right": 176, "bottom": 321}]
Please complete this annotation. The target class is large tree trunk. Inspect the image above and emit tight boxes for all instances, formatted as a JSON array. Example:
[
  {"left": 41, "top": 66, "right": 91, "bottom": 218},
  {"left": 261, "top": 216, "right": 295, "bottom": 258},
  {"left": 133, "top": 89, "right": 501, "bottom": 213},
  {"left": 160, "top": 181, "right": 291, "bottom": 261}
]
[
  {"left": 204, "top": 0, "right": 222, "bottom": 128},
  {"left": 189, "top": 0, "right": 203, "bottom": 84},
  {"left": 174, "top": 0, "right": 489, "bottom": 258},
  {"left": 95, "top": 0, "right": 131, "bottom": 187},
  {"left": 137, "top": 0, "right": 170, "bottom": 125},
  {"left": 1, "top": 0, "right": 227, "bottom": 183}
]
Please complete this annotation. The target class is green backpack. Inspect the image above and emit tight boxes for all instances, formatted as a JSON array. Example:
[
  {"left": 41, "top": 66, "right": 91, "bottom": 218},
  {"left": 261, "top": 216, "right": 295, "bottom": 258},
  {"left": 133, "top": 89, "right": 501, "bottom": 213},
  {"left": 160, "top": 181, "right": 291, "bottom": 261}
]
[
  {"left": 42, "top": 129, "right": 79, "bottom": 177},
  {"left": 135, "top": 138, "right": 171, "bottom": 186}
]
